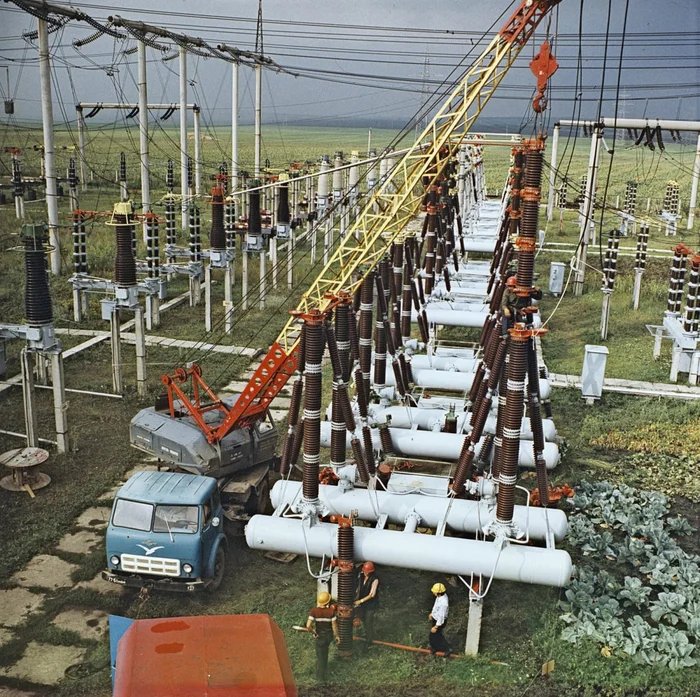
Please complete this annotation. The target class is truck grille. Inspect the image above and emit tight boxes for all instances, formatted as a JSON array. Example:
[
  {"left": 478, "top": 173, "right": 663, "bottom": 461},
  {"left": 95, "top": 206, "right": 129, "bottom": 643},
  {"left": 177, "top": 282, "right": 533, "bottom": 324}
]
[{"left": 120, "top": 554, "right": 180, "bottom": 577}]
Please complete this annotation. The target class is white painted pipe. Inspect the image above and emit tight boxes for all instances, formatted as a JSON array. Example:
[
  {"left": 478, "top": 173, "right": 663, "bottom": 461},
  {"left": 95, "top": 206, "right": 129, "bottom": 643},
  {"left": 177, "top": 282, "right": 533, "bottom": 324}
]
[
  {"left": 318, "top": 423, "right": 560, "bottom": 469},
  {"left": 270, "top": 480, "right": 568, "bottom": 542},
  {"left": 372, "top": 365, "right": 552, "bottom": 399},
  {"left": 462, "top": 239, "right": 497, "bottom": 253},
  {"left": 374, "top": 353, "right": 478, "bottom": 373},
  {"left": 423, "top": 301, "right": 490, "bottom": 313},
  {"left": 366, "top": 405, "right": 557, "bottom": 442},
  {"left": 411, "top": 308, "right": 488, "bottom": 328},
  {"left": 245, "top": 516, "right": 572, "bottom": 587}
]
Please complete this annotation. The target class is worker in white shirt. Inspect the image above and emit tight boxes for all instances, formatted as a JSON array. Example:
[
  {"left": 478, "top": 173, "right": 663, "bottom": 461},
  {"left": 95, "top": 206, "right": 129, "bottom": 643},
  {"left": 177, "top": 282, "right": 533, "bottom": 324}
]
[{"left": 428, "top": 582, "right": 452, "bottom": 657}]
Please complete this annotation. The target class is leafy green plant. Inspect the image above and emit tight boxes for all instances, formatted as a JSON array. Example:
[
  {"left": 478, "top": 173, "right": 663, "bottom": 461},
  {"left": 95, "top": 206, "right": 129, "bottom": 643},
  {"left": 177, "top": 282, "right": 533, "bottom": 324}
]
[
  {"left": 618, "top": 576, "right": 652, "bottom": 608},
  {"left": 650, "top": 593, "right": 687, "bottom": 625}
]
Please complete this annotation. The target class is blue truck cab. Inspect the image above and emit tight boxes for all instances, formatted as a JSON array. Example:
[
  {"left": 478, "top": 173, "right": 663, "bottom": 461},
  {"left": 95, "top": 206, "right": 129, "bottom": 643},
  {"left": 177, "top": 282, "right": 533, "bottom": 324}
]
[{"left": 102, "top": 470, "right": 228, "bottom": 592}]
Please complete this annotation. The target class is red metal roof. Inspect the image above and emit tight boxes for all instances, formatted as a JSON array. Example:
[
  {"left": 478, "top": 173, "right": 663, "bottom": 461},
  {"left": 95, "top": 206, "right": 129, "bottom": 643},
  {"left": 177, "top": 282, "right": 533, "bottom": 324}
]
[{"left": 113, "top": 614, "right": 297, "bottom": 697}]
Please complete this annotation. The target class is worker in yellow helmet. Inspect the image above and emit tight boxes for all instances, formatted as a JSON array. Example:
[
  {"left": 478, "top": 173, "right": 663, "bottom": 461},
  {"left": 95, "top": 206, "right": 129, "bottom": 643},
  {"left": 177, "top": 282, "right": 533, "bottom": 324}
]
[
  {"left": 306, "top": 590, "right": 339, "bottom": 682},
  {"left": 428, "top": 582, "right": 452, "bottom": 657}
]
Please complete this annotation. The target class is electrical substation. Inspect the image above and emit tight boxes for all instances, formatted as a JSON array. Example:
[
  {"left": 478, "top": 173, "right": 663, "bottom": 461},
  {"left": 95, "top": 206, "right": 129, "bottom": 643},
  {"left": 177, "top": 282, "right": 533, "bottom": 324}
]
[{"left": 1, "top": 0, "right": 700, "bottom": 695}]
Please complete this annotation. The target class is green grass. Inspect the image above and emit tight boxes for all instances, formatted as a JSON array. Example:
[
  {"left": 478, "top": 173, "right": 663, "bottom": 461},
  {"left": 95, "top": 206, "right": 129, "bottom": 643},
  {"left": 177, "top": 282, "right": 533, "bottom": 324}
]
[{"left": 1, "top": 126, "right": 700, "bottom": 696}]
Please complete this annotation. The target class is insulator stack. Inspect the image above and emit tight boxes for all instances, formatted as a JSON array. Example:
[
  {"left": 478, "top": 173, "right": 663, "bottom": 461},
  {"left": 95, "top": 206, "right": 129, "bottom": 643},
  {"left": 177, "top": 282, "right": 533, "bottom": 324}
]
[
  {"left": 491, "top": 353, "right": 509, "bottom": 479},
  {"left": 516, "top": 146, "right": 543, "bottom": 291},
  {"left": 358, "top": 273, "right": 374, "bottom": 403},
  {"left": 401, "top": 242, "right": 414, "bottom": 342},
  {"left": 373, "top": 314, "right": 387, "bottom": 387},
  {"left": 277, "top": 180, "right": 291, "bottom": 225},
  {"left": 634, "top": 223, "right": 649, "bottom": 272},
  {"left": 435, "top": 239, "right": 445, "bottom": 276},
  {"left": 23, "top": 224, "right": 52, "bottom": 326},
  {"left": 602, "top": 229, "right": 621, "bottom": 292},
  {"left": 224, "top": 198, "right": 236, "bottom": 251},
  {"left": 683, "top": 254, "right": 700, "bottom": 334},
  {"left": 391, "top": 244, "right": 403, "bottom": 347},
  {"left": 555, "top": 178, "right": 568, "bottom": 210},
  {"left": 72, "top": 210, "right": 87, "bottom": 274},
  {"left": 527, "top": 339, "right": 549, "bottom": 506},
  {"left": 145, "top": 213, "right": 160, "bottom": 279},
  {"left": 248, "top": 182, "right": 262, "bottom": 235},
  {"left": 334, "top": 301, "right": 351, "bottom": 383},
  {"left": 325, "top": 320, "right": 349, "bottom": 469},
  {"left": 475, "top": 432, "right": 494, "bottom": 472},
  {"left": 166, "top": 159, "right": 174, "bottom": 192},
  {"left": 667, "top": 245, "right": 691, "bottom": 314},
  {"left": 623, "top": 180, "right": 638, "bottom": 216},
  {"left": 187, "top": 156, "right": 194, "bottom": 189},
  {"left": 496, "top": 328, "right": 529, "bottom": 524},
  {"left": 12, "top": 157, "right": 23, "bottom": 197},
  {"left": 301, "top": 314, "right": 325, "bottom": 503},
  {"left": 378, "top": 422, "right": 394, "bottom": 456},
  {"left": 189, "top": 205, "right": 201, "bottom": 262},
  {"left": 119, "top": 152, "right": 127, "bottom": 184},
  {"left": 663, "top": 181, "right": 680, "bottom": 216},
  {"left": 398, "top": 353, "right": 412, "bottom": 390},
  {"left": 423, "top": 205, "right": 438, "bottom": 295},
  {"left": 210, "top": 186, "right": 226, "bottom": 251},
  {"left": 113, "top": 203, "right": 137, "bottom": 287},
  {"left": 68, "top": 158, "right": 78, "bottom": 190},
  {"left": 280, "top": 370, "right": 304, "bottom": 475},
  {"left": 165, "top": 199, "right": 177, "bottom": 247},
  {"left": 336, "top": 520, "right": 355, "bottom": 657}
]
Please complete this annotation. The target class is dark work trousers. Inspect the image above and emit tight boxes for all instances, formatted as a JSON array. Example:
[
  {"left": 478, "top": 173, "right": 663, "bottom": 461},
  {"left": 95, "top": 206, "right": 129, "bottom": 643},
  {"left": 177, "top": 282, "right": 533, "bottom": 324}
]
[
  {"left": 428, "top": 619, "right": 451, "bottom": 655},
  {"left": 357, "top": 605, "right": 377, "bottom": 644},
  {"left": 315, "top": 633, "right": 333, "bottom": 682}
]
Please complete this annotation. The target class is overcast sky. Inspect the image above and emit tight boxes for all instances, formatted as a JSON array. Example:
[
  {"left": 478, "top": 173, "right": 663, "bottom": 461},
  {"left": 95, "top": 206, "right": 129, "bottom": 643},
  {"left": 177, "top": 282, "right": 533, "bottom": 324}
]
[{"left": 1, "top": 0, "right": 699, "bottom": 130}]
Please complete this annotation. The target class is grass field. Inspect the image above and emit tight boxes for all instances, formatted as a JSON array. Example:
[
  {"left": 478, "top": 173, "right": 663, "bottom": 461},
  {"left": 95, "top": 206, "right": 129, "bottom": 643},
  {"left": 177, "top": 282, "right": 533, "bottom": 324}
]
[{"left": 0, "top": 123, "right": 699, "bottom": 696}]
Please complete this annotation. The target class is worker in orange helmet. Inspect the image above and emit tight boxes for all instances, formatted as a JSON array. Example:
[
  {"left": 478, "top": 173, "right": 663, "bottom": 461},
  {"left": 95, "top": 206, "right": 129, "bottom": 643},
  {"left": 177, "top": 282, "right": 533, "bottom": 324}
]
[
  {"left": 306, "top": 591, "right": 339, "bottom": 682},
  {"left": 501, "top": 273, "right": 542, "bottom": 335},
  {"left": 354, "top": 561, "right": 380, "bottom": 648}
]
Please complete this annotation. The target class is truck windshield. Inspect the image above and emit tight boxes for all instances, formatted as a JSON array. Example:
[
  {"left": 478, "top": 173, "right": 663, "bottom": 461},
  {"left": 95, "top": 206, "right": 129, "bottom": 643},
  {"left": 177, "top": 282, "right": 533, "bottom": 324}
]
[
  {"left": 153, "top": 505, "right": 199, "bottom": 534},
  {"left": 112, "top": 499, "right": 153, "bottom": 532}
]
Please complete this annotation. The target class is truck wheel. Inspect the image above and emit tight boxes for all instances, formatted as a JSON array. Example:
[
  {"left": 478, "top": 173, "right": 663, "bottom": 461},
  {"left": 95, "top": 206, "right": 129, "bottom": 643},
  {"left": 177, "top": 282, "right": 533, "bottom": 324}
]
[
  {"left": 207, "top": 546, "right": 226, "bottom": 593},
  {"left": 255, "top": 476, "right": 272, "bottom": 515}
]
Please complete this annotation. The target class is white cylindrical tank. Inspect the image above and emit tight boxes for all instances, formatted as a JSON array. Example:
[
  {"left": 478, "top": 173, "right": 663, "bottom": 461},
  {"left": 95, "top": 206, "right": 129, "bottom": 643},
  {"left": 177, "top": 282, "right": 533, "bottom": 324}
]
[
  {"left": 270, "top": 480, "right": 568, "bottom": 542},
  {"left": 246, "top": 516, "right": 572, "bottom": 588},
  {"left": 411, "top": 307, "right": 488, "bottom": 328},
  {"left": 318, "top": 423, "right": 561, "bottom": 469}
]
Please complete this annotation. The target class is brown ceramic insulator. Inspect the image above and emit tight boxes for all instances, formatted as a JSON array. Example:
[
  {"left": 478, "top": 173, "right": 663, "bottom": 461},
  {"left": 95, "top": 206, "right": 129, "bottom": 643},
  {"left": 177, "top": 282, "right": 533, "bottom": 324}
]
[
  {"left": 491, "top": 356, "right": 509, "bottom": 478},
  {"left": 523, "top": 149, "right": 543, "bottom": 189},
  {"left": 443, "top": 415, "right": 457, "bottom": 434},
  {"left": 392, "top": 359, "right": 407, "bottom": 396},
  {"left": 374, "top": 320, "right": 387, "bottom": 385},
  {"left": 469, "top": 364, "right": 485, "bottom": 404},
  {"left": 359, "top": 274, "right": 375, "bottom": 402},
  {"left": 383, "top": 317, "right": 396, "bottom": 357},
  {"left": 336, "top": 523, "right": 355, "bottom": 656},
  {"left": 424, "top": 214, "right": 437, "bottom": 295},
  {"left": 490, "top": 282, "right": 506, "bottom": 315},
  {"left": 496, "top": 337, "right": 528, "bottom": 523},
  {"left": 335, "top": 302, "right": 351, "bottom": 382},
  {"left": 404, "top": 241, "right": 414, "bottom": 275},
  {"left": 451, "top": 437, "right": 475, "bottom": 495},
  {"left": 398, "top": 353, "right": 412, "bottom": 388},
  {"left": 348, "top": 308, "right": 360, "bottom": 364},
  {"left": 392, "top": 243, "right": 404, "bottom": 299},
  {"left": 337, "top": 383, "right": 357, "bottom": 433},
  {"left": 420, "top": 309, "right": 430, "bottom": 343},
  {"left": 248, "top": 188, "right": 262, "bottom": 235},
  {"left": 330, "top": 385, "right": 347, "bottom": 467},
  {"left": 420, "top": 213, "right": 429, "bottom": 239},
  {"left": 469, "top": 379, "right": 490, "bottom": 429},
  {"left": 435, "top": 239, "right": 444, "bottom": 276},
  {"left": 114, "top": 214, "right": 137, "bottom": 287},
  {"left": 475, "top": 433, "right": 494, "bottom": 473},
  {"left": 379, "top": 257, "right": 392, "bottom": 307},
  {"left": 416, "top": 276, "right": 426, "bottom": 305},
  {"left": 291, "top": 418, "right": 304, "bottom": 465},
  {"left": 516, "top": 250, "right": 535, "bottom": 290},
  {"left": 324, "top": 321, "right": 343, "bottom": 379},
  {"left": 277, "top": 181, "right": 290, "bottom": 225},
  {"left": 483, "top": 323, "right": 500, "bottom": 367},
  {"left": 487, "top": 338, "right": 509, "bottom": 391},
  {"left": 302, "top": 322, "right": 325, "bottom": 502},
  {"left": 297, "top": 323, "right": 307, "bottom": 374},
  {"left": 23, "top": 231, "right": 52, "bottom": 326},
  {"left": 378, "top": 423, "right": 394, "bottom": 455},
  {"left": 351, "top": 437, "right": 370, "bottom": 484},
  {"left": 477, "top": 315, "right": 492, "bottom": 350},
  {"left": 498, "top": 242, "right": 513, "bottom": 278},
  {"left": 353, "top": 368, "right": 369, "bottom": 420},
  {"left": 410, "top": 280, "right": 421, "bottom": 312},
  {"left": 279, "top": 431, "right": 294, "bottom": 475},
  {"left": 362, "top": 425, "right": 376, "bottom": 475},
  {"left": 443, "top": 266, "right": 451, "bottom": 293},
  {"left": 288, "top": 379, "right": 303, "bottom": 427},
  {"left": 527, "top": 340, "right": 549, "bottom": 506},
  {"left": 392, "top": 303, "right": 403, "bottom": 349},
  {"left": 353, "top": 284, "right": 362, "bottom": 313},
  {"left": 210, "top": 187, "right": 227, "bottom": 250}
]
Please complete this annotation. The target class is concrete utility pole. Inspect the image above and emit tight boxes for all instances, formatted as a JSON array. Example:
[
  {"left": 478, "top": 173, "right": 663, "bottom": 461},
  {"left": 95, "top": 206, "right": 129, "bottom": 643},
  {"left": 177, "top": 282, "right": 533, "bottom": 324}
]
[
  {"left": 546, "top": 124, "right": 559, "bottom": 221},
  {"left": 76, "top": 107, "right": 88, "bottom": 193},
  {"left": 179, "top": 46, "right": 189, "bottom": 229},
  {"left": 689, "top": 133, "right": 700, "bottom": 230},
  {"left": 231, "top": 61, "right": 239, "bottom": 193},
  {"left": 137, "top": 40, "right": 151, "bottom": 241},
  {"left": 254, "top": 0, "right": 264, "bottom": 179},
  {"left": 573, "top": 127, "right": 602, "bottom": 296},
  {"left": 37, "top": 18, "right": 60, "bottom": 275}
]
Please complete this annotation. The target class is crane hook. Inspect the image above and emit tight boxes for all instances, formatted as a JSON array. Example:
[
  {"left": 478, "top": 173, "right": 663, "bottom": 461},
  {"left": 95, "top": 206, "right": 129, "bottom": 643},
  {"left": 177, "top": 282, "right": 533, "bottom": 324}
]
[{"left": 529, "top": 40, "right": 559, "bottom": 113}]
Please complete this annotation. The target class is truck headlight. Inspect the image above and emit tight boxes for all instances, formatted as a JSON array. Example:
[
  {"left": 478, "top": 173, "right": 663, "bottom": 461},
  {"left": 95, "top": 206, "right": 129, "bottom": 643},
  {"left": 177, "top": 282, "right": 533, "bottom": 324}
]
[
  {"left": 110, "top": 555, "right": 120, "bottom": 566},
  {"left": 182, "top": 563, "right": 193, "bottom": 574}
]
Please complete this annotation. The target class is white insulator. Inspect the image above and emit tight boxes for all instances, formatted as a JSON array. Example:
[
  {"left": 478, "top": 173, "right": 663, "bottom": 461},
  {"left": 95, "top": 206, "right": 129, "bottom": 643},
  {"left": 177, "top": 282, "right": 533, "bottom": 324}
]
[
  {"left": 246, "top": 516, "right": 572, "bottom": 588},
  {"left": 348, "top": 152, "right": 360, "bottom": 190},
  {"left": 318, "top": 423, "right": 560, "bottom": 469},
  {"left": 317, "top": 159, "right": 330, "bottom": 198},
  {"left": 270, "top": 480, "right": 568, "bottom": 542}
]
